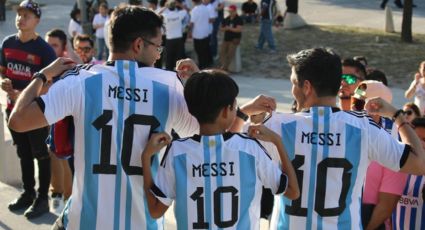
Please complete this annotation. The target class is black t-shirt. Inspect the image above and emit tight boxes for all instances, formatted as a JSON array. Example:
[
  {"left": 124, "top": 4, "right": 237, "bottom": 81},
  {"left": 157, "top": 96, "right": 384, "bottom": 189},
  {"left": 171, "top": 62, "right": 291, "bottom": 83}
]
[
  {"left": 242, "top": 1, "right": 257, "bottom": 14},
  {"left": 222, "top": 15, "right": 243, "bottom": 41}
]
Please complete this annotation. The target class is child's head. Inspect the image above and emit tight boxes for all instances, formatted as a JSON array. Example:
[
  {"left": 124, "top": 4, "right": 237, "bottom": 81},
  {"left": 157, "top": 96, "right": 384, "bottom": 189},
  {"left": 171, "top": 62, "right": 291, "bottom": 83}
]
[{"left": 184, "top": 70, "right": 239, "bottom": 126}]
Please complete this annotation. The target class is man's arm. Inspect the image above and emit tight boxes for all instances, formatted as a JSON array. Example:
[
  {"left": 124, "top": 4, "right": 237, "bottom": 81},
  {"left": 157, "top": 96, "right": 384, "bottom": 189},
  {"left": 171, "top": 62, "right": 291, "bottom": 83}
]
[
  {"left": 142, "top": 133, "right": 171, "bottom": 218},
  {"left": 365, "top": 192, "right": 400, "bottom": 230},
  {"left": 366, "top": 97, "right": 425, "bottom": 175},
  {"left": 8, "top": 58, "right": 75, "bottom": 132}
]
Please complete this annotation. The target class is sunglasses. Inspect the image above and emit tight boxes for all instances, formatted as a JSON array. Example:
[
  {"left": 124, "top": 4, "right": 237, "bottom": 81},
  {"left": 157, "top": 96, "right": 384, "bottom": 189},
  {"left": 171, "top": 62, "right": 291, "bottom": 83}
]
[
  {"left": 142, "top": 38, "right": 164, "bottom": 54},
  {"left": 404, "top": 110, "right": 413, "bottom": 116},
  {"left": 77, "top": 46, "right": 92, "bottom": 53},
  {"left": 341, "top": 74, "right": 358, "bottom": 85}
]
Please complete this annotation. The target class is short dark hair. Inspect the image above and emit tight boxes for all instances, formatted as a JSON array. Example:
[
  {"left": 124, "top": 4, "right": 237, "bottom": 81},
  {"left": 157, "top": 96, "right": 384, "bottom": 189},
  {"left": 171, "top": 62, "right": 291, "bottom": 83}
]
[
  {"left": 342, "top": 58, "right": 367, "bottom": 79},
  {"left": 46, "top": 29, "right": 67, "bottom": 49},
  {"left": 184, "top": 70, "right": 239, "bottom": 124},
  {"left": 412, "top": 117, "right": 425, "bottom": 129},
  {"left": 366, "top": 69, "right": 388, "bottom": 86},
  {"left": 287, "top": 48, "right": 342, "bottom": 97},
  {"left": 74, "top": 34, "right": 94, "bottom": 48},
  {"left": 70, "top": 8, "right": 81, "bottom": 21},
  {"left": 109, "top": 5, "right": 163, "bottom": 53},
  {"left": 405, "top": 102, "right": 421, "bottom": 117}
]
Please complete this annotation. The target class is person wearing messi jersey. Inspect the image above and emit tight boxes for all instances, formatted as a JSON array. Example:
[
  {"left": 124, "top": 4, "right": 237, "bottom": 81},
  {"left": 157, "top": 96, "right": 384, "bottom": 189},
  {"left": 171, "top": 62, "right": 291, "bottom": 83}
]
[
  {"left": 233, "top": 48, "right": 425, "bottom": 230},
  {"left": 7, "top": 5, "right": 200, "bottom": 230},
  {"left": 392, "top": 117, "right": 425, "bottom": 230},
  {"left": 142, "top": 69, "right": 299, "bottom": 229},
  {"left": 0, "top": 0, "right": 56, "bottom": 219}
]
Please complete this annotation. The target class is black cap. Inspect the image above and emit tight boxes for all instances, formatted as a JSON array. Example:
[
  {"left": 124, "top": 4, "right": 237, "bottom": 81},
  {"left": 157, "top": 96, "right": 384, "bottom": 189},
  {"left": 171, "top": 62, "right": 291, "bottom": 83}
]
[{"left": 18, "top": 0, "right": 42, "bottom": 18}]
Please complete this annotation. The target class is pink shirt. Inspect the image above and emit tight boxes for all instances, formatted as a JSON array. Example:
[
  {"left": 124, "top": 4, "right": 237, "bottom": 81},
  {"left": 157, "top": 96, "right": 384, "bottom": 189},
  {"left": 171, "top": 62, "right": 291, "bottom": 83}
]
[{"left": 362, "top": 161, "right": 408, "bottom": 204}]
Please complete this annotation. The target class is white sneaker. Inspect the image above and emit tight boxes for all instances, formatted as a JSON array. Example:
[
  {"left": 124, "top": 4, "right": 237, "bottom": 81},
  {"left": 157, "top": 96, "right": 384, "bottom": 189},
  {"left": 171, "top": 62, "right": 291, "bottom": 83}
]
[{"left": 51, "top": 193, "right": 64, "bottom": 214}]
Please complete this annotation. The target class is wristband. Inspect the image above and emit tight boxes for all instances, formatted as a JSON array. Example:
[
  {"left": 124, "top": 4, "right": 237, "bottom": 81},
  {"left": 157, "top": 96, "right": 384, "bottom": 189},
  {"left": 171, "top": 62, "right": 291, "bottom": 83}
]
[
  {"left": 392, "top": 109, "right": 405, "bottom": 121},
  {"left": 32, "top": 72, "right": 47, "bottom": 84},
  {"left": 237, "top": 107, "right": 249, "bottom": 121}
]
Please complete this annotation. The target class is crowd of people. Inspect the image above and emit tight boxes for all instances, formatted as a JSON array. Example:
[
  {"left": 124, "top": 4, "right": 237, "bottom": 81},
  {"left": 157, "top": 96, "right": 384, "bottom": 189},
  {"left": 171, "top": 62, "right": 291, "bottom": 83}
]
[{"left": 2, "top": 1, "right": 425, "bottom": 230}]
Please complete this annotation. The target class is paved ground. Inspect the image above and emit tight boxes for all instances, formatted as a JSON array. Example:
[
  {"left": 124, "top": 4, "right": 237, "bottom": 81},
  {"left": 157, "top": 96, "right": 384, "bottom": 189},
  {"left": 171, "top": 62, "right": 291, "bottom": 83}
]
[{"left": 0, "top": 0, "right": 417, "bottom": 229}]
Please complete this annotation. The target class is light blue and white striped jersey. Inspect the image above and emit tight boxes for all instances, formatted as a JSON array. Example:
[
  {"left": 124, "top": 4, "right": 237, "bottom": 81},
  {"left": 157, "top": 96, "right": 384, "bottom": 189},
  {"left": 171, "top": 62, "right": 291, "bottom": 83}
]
[
  {"left": 152, "top": 133, "right": 288, "bottom": 230},
  {"left": 262, "top": 107, "right": 408, "bottom": 230},
  {"left": 392, "top": 175, "right": 425, "bottom": 230},
  {"left": 40, "top": 60, "right": 199, "bottom": 230}
]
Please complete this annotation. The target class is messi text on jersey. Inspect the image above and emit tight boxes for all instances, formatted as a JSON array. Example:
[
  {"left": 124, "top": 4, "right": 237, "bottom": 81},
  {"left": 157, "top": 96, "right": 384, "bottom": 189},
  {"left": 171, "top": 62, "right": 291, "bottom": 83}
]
[
  {"left": 108, "top": 85, "right": 148, "bottom": 102},
  {"left": 301, "top": 131, "right": 341, "bottom": 146},
  {"left": 192, "top": 162, "right": 236, "bottom": 177}
]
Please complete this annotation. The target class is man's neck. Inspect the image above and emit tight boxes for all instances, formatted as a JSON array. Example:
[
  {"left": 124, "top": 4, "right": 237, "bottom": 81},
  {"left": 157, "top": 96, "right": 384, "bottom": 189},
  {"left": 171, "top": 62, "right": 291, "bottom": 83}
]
[
  {"left": 339, "top": 97, "right": 351, "bottom": 111},
  {"left": 308, "top": 96, "right": 338, "bottom": 109},
  {"left": 18, "top": 30, "right": 37, "bottom": 43},
  {"left": 199, "top": 123, "right": 226, "bottom": 136}
]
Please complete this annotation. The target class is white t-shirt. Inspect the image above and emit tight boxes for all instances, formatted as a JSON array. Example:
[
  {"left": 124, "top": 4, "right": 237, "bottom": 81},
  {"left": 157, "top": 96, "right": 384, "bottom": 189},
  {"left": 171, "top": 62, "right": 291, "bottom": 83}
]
[
  {"left": 92, "top": 13, "right": 109, "bottom": 38},
  {"left": 40, "top": 61, "right": 199, "bottom": 230},
  {"left": 68, "top": 19, "right": 83, "bottom": 38},
  {"left": 190, "top": 4, "right": 213, "bottom": 39},
  {"left": 162, "top": 9, "right": 188, "bottom": 40},
  {"left": 261, "top": 108, "right": 408, "bottom": 230},
  {"left": 414, "top": 82, "right": 425, "bottom": 114},
  {"left": 153, "top": 133, "right": 287, "bottom": 229}
]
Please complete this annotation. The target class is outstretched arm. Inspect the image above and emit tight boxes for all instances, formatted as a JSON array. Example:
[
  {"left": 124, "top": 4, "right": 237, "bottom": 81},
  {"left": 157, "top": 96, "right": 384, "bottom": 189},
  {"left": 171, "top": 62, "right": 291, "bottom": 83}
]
[{"left": 142, "top": 132, "right": 172, "bottom": 218}]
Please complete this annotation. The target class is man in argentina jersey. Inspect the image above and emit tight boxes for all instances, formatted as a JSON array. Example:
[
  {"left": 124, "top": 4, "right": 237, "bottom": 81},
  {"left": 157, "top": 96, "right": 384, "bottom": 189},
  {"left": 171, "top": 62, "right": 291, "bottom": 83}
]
[
  {"left": 142, "top": 70, "right": 299, "bottom": 230},
  {"left": 392, "top": 117, "right": 425, "bottom": 230},
  {"left": 253, "top": 48, "right": 425, "bottom": 230},
  {"left": 8, "top": 6, "right": 199, "bottom": 230}
]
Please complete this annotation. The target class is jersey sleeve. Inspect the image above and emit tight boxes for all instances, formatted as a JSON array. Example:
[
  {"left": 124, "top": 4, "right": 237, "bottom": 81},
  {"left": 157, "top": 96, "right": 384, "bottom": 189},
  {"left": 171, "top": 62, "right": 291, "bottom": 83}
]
[
  {"left": 379, "top": 167, "right": 408, "bottom": 195},
  {"left": 40, "top": 74, "right": 82, "bottom": 125},
  {"left": 255, "top": 141, "right": 288, "bottom": 195},
  {"left": 170, "top": 78, "right": 199, "bottom": 137},
  {"left": 152, "top": 144, "right": 176, "bottom": 206},
  {"left": 368, "top": 122, "right": 409, "bottom": 171}
]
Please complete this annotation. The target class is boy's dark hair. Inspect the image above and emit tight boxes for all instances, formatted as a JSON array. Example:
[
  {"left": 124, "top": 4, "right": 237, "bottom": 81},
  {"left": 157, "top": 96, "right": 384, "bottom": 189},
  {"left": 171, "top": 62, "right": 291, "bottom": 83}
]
[
  {"left": 412, "top": 117, "right": 425, "bottom": 129},
  {"left": 342, "top": 58, "right": 367, "bottom": 79},
  {"left": 46, "top": 29, "right": 67, "bottom": 49},
  {"left": 405, "top": 102, "right": 421, "bottom": 117},
  {"left": 184, "top": 70, "right": 239, "bottom": 124},
  {"left": 287, "top": 48, "right": 342, "bottom": 97},
  {"left": 366, "top": 69, "right": 388, "bottom": 86},
  {"left": 109, "top": 5, "right": 163, "bottom": 53},
  {"left": 74, "top": 34, "right": 94, "bottom": 47}
]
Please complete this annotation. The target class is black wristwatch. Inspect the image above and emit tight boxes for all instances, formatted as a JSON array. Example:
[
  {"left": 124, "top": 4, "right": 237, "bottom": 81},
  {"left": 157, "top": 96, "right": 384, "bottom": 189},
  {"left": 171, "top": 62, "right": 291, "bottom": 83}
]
[
  {"left": 237, "top": 107, "right": 249, "bottom": 121},
  {"left": 32, "top": 72, "right": 47, "bottom": 84}
]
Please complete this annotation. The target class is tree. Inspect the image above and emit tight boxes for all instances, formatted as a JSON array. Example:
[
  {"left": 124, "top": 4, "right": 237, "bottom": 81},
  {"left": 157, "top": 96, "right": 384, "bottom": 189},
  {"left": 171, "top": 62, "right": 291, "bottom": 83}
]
[{"left": 401, "top": 0, "right": 413, "bottom": 42}]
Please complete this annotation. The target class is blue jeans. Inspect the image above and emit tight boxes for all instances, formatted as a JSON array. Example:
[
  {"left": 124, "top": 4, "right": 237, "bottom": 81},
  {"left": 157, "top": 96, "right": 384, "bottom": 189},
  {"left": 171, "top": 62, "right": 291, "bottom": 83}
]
[
  {"left": 96, "top": 38, "right": 109, "bottom": 60},
  {"left": 256, "top": 19, "right": 276, "bottom": 50}
]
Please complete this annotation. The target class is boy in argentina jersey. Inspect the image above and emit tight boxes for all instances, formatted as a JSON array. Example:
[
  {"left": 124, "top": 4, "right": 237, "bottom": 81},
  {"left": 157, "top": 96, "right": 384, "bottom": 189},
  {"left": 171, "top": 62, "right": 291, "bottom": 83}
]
[
  {"left": 243, "top": 48, "right": 425, "bottom": 230},
  {"left": 392, "top": 117, "right": 425, "bottom": 230},
  {"left": 141, "top": 70, "right": 299, "bottom": 230},
  {"left": 8, "top": 6, "right": 201, "bottom": 230}
]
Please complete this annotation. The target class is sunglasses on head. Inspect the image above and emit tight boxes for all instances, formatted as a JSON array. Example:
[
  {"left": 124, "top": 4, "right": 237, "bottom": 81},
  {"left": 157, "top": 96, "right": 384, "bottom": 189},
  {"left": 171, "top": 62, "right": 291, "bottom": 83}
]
[
  {"left": 404, "top": 110, "right": 413, "bottom": 116},
  {"left": 341, "top": 74, "right": 358, "bottom": 85}
]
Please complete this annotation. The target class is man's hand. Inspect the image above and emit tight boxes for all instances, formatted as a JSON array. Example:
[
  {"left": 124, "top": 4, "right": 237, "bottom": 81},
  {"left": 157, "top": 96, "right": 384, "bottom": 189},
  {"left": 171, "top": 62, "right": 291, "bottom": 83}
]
[
  {"left": 8, "top": 89, "right": 20, "bottom": 101},
  {"left": 1, "top": 78, "right": 13, "bottom": 93},
  {"left": 176, "top": 58, "right": 200, "bottom": 80},
  {"left": 365, "top": 97, "right": 398, "bottom": 118},
  {"left": 142, "top": 132, "right": 172, "bottom": 159},
  {"left": 240, "top": 94, "right": 276, "bottom": 116},
  {"left": 40, "top": 57, "right": 76, "bottom": 81},
  {"left": 248, "top": 124, "right": 280, "bottom": 144}
]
